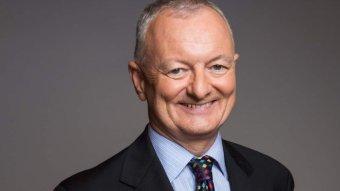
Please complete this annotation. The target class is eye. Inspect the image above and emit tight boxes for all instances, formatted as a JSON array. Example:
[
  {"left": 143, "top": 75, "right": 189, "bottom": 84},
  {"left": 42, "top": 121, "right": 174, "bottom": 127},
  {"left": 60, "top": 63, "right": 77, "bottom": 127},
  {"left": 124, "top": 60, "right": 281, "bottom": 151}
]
[
  {"left": 211, "top": 65, "right": 224, "bottom": 71},
  {"left": 170, "top": 68, "right": 182, "bottom": 75},
  {"left": 209, "top": 64, "right": 227, "bottom": 74},
  {"left": 166, "top": 68, "right": 188, "bottom": 79}
]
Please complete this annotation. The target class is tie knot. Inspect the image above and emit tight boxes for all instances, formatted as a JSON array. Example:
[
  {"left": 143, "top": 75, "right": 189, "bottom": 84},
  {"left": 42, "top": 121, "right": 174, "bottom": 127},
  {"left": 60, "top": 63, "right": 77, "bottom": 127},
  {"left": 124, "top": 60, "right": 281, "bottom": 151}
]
[{"left": 189, "top": 155, "right": 215, "bottom": 182}]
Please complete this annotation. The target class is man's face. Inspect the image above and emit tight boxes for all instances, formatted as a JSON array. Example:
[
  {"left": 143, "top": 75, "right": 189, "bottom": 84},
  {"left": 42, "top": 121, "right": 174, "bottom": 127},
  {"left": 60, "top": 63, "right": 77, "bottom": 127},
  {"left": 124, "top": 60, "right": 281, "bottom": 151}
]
[{"left": 129, "top": 7, "right": 238, "bottom": 144}]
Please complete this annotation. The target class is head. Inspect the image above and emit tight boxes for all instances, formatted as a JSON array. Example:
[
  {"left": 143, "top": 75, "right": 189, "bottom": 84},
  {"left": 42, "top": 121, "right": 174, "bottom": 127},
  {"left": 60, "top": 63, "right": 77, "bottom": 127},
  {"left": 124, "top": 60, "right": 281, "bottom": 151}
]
[
  {"left": 134, "top": 0, "right": 235, "bottom": 65},
  {"left": 129, "top": 0, "right": 239, "bottom": 149}
]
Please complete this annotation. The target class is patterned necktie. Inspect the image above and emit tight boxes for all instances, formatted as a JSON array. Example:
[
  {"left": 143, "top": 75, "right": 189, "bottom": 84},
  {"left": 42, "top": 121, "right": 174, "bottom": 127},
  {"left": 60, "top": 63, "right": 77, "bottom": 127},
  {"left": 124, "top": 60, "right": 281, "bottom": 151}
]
[{"left": 188, "top": 155, "right": 215, "bottom": 191}]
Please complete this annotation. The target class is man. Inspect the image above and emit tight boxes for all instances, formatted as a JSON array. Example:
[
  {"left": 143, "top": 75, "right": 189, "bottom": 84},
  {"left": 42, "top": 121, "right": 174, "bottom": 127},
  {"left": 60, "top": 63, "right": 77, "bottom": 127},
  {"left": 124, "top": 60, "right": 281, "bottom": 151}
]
[{"left": 55, "top": 0, "right": 294, "bottom": 191}]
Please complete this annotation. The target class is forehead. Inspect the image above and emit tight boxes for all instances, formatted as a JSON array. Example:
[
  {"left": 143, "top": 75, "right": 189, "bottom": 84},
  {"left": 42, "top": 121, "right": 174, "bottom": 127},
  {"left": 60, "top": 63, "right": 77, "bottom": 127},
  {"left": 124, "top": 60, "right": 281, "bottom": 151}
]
[
  {"left": 149, "top": 7, "right": 231, "bottom": 41},
  {"left": 145, "top": 7, "right": 234, "bottom": 63}
]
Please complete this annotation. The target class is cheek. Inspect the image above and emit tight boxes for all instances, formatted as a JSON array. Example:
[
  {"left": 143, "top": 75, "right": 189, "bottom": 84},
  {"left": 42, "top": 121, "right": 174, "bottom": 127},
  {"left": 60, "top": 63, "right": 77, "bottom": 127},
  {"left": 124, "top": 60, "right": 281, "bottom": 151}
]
[
  {"left": 215, "top": 73, "right": 236, "bottom": 96},
  {"left": 156, "top": 77, "right": 188, "bottom": 101}
]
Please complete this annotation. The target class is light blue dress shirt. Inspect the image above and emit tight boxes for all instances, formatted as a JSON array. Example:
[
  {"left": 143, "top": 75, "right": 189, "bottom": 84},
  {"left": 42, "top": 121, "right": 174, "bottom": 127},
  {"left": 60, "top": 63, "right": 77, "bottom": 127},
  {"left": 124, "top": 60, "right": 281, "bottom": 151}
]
[{"left": 148, "top": 126, "right": 231, "bottom": 191}]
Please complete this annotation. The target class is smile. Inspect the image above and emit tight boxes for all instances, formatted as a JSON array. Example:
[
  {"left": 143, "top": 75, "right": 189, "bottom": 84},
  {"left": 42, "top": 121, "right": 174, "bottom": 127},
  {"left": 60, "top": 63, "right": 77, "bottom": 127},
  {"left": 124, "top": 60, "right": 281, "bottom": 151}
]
[
  {"left": 178, "top": 100, "right": 217, "bottom": 112},
  {"left": 184, "top": 102, "right": 213, "bottom": 109}
]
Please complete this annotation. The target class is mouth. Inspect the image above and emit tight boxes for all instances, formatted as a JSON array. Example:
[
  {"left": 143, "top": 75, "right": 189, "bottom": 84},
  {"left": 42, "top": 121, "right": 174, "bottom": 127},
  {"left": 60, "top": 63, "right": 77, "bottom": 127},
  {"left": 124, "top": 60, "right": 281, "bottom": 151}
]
[{"left": 179, "top": 100, "right": 216, "bottom": 110}]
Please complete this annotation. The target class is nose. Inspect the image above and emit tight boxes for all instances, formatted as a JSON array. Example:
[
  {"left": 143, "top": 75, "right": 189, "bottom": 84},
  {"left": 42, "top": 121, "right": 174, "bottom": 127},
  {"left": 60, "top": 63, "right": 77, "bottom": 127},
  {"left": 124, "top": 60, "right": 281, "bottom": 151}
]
[{"left": 187, "top": 69, "right": 211, "bottom": 100}]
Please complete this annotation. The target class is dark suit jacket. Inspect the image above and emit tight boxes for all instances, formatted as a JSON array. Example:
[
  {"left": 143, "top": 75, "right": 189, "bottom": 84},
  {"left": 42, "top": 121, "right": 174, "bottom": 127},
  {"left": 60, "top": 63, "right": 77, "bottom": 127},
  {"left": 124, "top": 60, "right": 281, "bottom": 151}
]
[{"left": 54, "top": 128, "right": 294, "bottom": 191}]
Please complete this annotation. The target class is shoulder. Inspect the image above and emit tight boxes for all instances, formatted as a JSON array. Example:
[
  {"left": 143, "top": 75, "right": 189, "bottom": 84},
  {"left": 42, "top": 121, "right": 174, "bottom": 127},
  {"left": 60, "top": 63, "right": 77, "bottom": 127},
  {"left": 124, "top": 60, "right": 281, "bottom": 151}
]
[
  {"left": 54, "top": 147, "right": 130, "bottom": 191},
  {"left": 224, "top": 140, "right": 288, "bottom": 170},
  {"left": 223, "top": 140, "right": 294, "bottom": 190},
  {"left": 54, "top": 128, "right": 153, "bottom": 191}
]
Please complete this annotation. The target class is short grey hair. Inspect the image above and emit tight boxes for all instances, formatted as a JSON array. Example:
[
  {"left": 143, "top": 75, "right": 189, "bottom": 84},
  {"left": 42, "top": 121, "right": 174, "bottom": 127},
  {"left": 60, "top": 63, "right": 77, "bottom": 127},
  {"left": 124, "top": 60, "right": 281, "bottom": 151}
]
[{"left": 134, "top": 0, "right": 234, "bottom": 65}]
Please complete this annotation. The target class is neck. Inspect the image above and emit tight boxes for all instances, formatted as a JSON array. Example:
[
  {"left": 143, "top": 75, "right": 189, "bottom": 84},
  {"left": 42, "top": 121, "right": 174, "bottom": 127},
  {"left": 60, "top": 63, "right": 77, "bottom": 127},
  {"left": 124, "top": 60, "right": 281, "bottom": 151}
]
[
  {"left": 178, "top": 136, "right": 218, "bottom": 156},
  {"left": 150, "top": 124, "right": 219, "bottom": 156}
]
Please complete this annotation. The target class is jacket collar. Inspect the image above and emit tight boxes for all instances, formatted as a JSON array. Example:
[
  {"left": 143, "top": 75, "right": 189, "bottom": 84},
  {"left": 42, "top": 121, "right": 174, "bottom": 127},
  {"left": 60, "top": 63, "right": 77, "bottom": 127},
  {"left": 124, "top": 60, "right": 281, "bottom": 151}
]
[
  {"left": 223, "top": 140, "right": 253, "bottom": 191},
  {"left": 119, "top": 128, "right": 174, "bottom": 191}
]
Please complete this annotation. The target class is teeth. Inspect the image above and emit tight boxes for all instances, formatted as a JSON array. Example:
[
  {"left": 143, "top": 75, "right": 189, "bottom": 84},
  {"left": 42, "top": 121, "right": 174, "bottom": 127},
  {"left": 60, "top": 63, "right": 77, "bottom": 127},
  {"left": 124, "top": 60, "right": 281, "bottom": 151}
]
[{"left": 185, "top": 102, "right": 212, "bottom": 109}]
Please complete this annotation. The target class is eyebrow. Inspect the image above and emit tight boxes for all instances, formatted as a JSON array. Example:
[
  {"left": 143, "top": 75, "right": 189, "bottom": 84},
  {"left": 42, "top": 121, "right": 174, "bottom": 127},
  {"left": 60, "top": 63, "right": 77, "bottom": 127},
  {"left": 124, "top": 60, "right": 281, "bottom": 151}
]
[
  {"left": 159, "top": 54, "right": 234, "bottom": 70},
  {"left": 207, "top": 55, "right": 234, "bottom": 65}
]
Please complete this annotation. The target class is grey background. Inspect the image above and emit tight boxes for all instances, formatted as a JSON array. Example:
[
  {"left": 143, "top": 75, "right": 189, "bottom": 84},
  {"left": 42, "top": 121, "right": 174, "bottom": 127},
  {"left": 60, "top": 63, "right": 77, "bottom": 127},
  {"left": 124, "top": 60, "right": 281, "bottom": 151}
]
[{"left": 1, "top": 0, "right": 339, "bottom": 190}]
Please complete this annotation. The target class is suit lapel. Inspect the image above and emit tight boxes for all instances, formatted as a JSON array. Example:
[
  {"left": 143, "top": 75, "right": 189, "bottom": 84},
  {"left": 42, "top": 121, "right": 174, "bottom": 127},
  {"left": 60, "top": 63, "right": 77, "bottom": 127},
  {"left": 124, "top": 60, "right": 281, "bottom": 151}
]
[
  {"left": 119, "top": 128, "right": 174, "bottom": 191},
  {"left": 223, "top": 141, "right": 253, "bottom": 191}
]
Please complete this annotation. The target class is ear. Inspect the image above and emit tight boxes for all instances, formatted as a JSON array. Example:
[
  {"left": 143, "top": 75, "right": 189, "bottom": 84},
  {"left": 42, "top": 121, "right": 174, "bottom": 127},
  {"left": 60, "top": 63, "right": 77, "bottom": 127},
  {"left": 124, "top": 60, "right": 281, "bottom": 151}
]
[
  {"left": 232, "top": 53, "right": 239, "bottom": 68},
  {"left": 233, "top": 53, "right": 239, "bottom": 63},
  {"left": 128, "top": 61, "right": 146, "bottom": 101}
]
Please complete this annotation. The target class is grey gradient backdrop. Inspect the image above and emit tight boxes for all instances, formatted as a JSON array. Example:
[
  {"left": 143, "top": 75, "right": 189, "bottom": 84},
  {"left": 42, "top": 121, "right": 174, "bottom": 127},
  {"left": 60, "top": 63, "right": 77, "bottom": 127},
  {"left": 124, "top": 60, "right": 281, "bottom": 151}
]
[{"left": 1, "top": 0, "right": 339, "bottom": 190}]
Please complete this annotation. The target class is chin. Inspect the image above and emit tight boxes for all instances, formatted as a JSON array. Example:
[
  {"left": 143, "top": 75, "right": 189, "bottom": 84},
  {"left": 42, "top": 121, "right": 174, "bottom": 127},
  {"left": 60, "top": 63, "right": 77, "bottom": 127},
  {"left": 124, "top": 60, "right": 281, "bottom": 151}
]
[{"left": 181, "top": 124, "right": 219, "bottom": 137}]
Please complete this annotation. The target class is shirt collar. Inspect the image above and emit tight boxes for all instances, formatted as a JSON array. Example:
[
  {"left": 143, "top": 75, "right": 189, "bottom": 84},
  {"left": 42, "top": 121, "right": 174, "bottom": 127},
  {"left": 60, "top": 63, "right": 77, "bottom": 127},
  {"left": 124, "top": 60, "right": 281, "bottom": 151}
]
[{"left": 148, "top": 125, "right": 228, "bottom": 182}]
